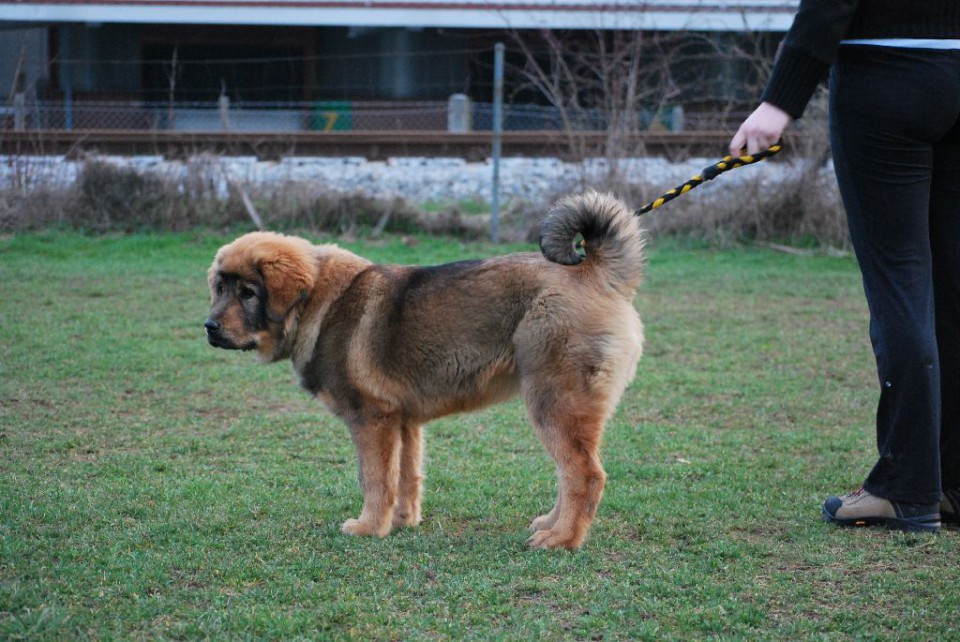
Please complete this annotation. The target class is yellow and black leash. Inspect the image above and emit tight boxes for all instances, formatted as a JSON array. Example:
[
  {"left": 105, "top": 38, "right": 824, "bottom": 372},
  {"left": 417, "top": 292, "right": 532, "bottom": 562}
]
[{"left": 635, "top": 140, "right": 783, "bottom": 216}]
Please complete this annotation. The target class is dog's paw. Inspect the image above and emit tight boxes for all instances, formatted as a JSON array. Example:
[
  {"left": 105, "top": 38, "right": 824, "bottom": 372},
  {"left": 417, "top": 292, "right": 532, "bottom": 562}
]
[
  {"left": 341, "top": 518, "right": 390, "bottom": 537},
  {"left": 527, "top": 529, "right": 582, "bottom": 550},
  {"left": 529, "top": 513, "right": 559, "bottom": 532},
  {"left": 392, "top": 509, "right": 422, "bottom": 528}
]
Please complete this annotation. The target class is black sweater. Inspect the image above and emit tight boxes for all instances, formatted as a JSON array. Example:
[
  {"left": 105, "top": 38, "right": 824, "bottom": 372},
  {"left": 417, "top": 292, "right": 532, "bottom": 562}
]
[{"left": 761, "top": 0, "right": 960, "bottom": 119}]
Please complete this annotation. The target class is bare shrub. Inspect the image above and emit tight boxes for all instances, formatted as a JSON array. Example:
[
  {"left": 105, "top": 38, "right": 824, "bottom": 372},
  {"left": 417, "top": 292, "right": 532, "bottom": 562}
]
[
  {"left": 506, "top": 28, "right": 847, "bottom": 246},
  {"left": 1, "top": 129, "right": 847, "bottom": 246},
  {"left": 599, "top": 159, "right": 846, "bottom": 247},
  {"left": 0, "top": 155, "right": 489, "bottom": 237},
  {"left": 0, "top": 188, "right": 74, "bottom": 232},
  {"left": 245, "top": 183, "right": 422, "bottom": 235},
  {"left": 70, "top": 161, "right": 169, "bottom": 231},
  {"left": 633, "top": 163, "right": 844, "bottom": 247},
  {"left": 551, "top": 92, "right": 847, "bottom": 248},
  {"left": 508, "top": 30, "right": 776, "bottom": 177}
]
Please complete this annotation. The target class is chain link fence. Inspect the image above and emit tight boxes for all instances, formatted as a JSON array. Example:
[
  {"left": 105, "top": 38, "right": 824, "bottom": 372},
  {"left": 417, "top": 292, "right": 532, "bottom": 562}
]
[{"left": 1, "top": 97, "right": 747, "bottom": 133}]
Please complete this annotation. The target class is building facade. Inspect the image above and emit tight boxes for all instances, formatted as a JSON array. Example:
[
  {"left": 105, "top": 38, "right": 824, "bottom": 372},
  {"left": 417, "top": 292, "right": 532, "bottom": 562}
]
[{"left": 0, "top": 1, "right": 798, "bottom": 130}]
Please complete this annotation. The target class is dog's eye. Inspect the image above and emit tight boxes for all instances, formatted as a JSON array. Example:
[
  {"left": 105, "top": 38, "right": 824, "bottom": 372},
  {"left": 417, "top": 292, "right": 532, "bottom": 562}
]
[
  {"left": 216, "top": 283, "right": 224, "bottom": 296},
  {"left": 239, "top": 286, "right": 257, "bottom": 300}
]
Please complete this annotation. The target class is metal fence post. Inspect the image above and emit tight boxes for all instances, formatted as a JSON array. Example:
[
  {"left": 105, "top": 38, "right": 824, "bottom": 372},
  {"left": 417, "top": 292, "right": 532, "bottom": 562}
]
[
  {"left": 491, "top": 42, "right": 504, "bottom": 244},
  {"left": 62, "top": 29, "right": 73, "bottom": 130}
]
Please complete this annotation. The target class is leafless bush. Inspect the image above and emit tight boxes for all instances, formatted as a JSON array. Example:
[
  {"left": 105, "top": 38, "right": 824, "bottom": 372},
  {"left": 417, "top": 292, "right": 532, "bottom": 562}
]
[
  {"left": 508, "top": 30, "right": 774, "bottom": 179},
  {"left": 255, "top": 184, "right": 422, "bottom": 235},
  {"left": 0, "top": 156, "right": 512, "bottom": 239},
  {"left": 72, "top": 161, "right": 177, "bottom": 231},
  {"left": 0, "top": 145, "right": 847, "bottom": 246},
  {"left": 587, "top": 158, "right": 847, "bottom": 248},
  {"left": 628, "top": 92, "right": 847, "bottom": 247},
  {"left": 631, "top": 162, "right": 844, "bottom": 247},
  {"left": 505, "top": 28, "right": 847, "bottom": 246},
  {"left": 1, "top": 84, "right": 847, "bottom": 245},
  {"left": 0, "top": 188, "right": 73, "bottom": 232}
]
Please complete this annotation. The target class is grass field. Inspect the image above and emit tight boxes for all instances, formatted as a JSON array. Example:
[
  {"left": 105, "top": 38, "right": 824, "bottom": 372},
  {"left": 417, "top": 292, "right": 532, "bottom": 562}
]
[{"left": 1, "top": 231, "right": 957, "bottom": 640}]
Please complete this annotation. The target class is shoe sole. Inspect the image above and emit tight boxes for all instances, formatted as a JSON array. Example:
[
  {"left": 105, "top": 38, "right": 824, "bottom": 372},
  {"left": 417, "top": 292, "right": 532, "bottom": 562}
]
[{"left": 822, "top": 507, "right": 941, "bottom": 533}]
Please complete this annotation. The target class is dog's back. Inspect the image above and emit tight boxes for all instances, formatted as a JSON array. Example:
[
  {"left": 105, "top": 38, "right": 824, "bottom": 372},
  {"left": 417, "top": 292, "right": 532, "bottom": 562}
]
[{"left": 299, "top": 192, "right": 645, "bottom": 424}]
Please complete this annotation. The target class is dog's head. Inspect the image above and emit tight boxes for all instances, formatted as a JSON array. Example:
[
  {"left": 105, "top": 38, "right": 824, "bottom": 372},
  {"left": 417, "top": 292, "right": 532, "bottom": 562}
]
[{"left": 205, "top": 231, "right": 316, "bottom": 362}]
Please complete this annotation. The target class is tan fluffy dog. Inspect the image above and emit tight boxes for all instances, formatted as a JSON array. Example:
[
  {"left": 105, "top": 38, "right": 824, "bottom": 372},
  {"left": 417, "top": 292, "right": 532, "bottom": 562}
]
[{"left": 205, "top": 192, "right": 645, "bottom": 549}]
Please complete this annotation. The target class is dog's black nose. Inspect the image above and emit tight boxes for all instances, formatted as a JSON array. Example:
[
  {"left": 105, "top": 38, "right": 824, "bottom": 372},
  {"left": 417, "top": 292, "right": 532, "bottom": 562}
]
[{"left": 204, "top": 319, "right": 221, "bottom": 333}]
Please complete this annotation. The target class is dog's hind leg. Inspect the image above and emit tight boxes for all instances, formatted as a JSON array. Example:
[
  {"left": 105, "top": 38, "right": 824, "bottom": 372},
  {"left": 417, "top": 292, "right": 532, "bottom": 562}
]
[
  {"left": 393, "top": 423, "right": 424, "bottom": 528},
  {"left": 529, "top": 496, "right": 562, "bottom": 532},
  {"left": 525, "top": 399, "right": 608, "bottom": 550},
  {"left": 342, "top": 417, "right": 402, "bottom": 537}
]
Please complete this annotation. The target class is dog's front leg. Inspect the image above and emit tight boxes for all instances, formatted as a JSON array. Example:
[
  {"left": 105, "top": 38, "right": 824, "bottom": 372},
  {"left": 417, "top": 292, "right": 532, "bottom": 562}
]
[{"left": 342, "top": 417, "right": 402, "bottom": 537}]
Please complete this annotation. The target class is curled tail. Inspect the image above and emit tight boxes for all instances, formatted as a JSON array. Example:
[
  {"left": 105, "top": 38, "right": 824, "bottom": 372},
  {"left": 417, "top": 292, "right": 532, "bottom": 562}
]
[{"left": 539, "top": 191, "right": 646, "bottom": 297}]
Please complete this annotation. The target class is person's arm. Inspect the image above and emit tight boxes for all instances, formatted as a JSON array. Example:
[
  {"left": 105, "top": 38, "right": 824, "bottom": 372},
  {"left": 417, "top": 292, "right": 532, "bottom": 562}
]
[{"left": 730, "top": 0, "right": 861, "bottom": 154}]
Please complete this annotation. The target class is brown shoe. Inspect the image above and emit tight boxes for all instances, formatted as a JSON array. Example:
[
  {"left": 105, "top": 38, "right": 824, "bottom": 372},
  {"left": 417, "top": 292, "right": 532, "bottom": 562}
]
[{"left": 822, "top": 487, "right": 940, "bottom": 533}]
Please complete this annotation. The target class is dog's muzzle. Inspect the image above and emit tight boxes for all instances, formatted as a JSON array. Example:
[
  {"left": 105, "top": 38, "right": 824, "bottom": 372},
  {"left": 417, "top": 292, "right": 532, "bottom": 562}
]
[
  {"left": 204, "top": 318, "right": 229, "bottom": 348},
  {"left": 204, "top": 319, "right": 254, "bottom": 351}
]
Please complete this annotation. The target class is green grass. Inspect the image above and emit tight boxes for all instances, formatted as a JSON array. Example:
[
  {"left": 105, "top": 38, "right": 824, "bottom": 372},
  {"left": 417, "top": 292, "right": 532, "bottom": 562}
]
[
  {"left": 420, "top": 199, "right": 490, "bottom": 216},
  {"left": 1, "top": 231, "right": 956, "bottom": 640}
]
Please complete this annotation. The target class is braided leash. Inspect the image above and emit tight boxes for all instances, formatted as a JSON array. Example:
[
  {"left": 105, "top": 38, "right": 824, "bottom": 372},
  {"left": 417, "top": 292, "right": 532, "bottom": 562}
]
[{"left": 635, "top": 140, "right": 783, "bottom": 216}]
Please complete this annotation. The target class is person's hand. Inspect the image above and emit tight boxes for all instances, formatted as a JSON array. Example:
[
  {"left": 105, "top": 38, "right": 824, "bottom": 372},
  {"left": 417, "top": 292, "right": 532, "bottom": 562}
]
[{"left": 729, "top": 102, "right": 792, "bottom": 156}]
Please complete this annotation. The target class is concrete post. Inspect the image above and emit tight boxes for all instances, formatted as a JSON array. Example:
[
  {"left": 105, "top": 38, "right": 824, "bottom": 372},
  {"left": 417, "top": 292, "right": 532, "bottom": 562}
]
[
  {"left": 447, "top": 93, "right": 472, "bottom": 132},
  {"left": 219, "top": 94, "right": 231, "bottom": 130}
]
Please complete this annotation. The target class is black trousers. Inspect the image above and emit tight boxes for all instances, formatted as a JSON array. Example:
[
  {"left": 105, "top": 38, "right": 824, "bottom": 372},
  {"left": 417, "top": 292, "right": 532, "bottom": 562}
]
[{"left": 830, "top": 45, "right": 960, "bottom": 504}]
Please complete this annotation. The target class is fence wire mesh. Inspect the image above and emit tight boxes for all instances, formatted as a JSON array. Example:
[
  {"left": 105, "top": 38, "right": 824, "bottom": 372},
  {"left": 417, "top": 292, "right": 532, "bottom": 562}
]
[{"left": 2, "top": 98, "right": 748, "bottom": 133}]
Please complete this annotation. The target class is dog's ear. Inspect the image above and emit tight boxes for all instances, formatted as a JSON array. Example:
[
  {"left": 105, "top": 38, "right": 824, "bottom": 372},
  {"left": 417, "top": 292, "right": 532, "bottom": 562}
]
[{"left": 255, "top": 237, "right": 316, "bottom": 323}]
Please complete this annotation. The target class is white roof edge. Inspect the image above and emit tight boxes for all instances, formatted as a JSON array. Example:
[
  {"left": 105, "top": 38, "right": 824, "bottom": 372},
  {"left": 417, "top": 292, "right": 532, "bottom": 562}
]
[{"left": 0, "top": 3, "right": 796, "bottom": 31}]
